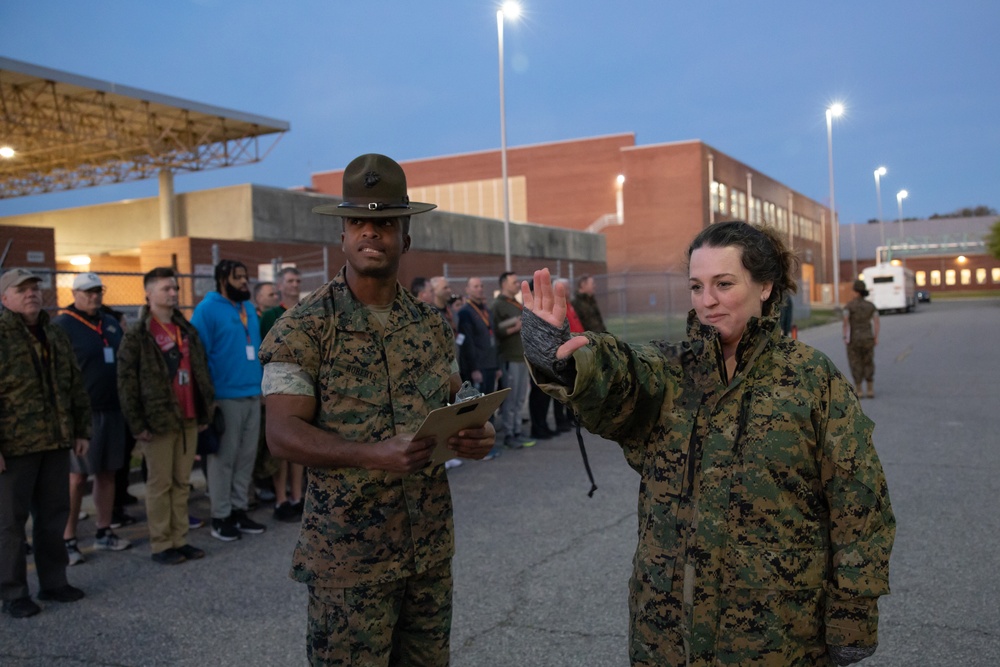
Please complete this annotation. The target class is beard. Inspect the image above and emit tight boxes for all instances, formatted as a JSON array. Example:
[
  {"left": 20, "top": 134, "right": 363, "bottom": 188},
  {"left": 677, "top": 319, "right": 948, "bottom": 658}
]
[{"left": 224, "top": 282, "right": 251, "bottom": 302}]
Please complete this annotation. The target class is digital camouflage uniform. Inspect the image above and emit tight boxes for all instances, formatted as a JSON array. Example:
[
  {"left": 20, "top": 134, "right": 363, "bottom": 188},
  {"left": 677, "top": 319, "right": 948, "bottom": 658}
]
[
  {"left": 536, "top": 311, "right": 895, "bottom": 666},
  {"left": 259, "top": 268, "right": 456, "bottom": 666},
  {"left": 843, "top": 297, "right": 878, "bottom": 386}
]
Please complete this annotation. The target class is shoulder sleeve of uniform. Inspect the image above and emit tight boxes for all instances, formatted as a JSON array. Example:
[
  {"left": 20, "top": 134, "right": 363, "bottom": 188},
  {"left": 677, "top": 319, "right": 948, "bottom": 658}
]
[{"left": 258, "top": 298, "right": 324, "bottom": 381}]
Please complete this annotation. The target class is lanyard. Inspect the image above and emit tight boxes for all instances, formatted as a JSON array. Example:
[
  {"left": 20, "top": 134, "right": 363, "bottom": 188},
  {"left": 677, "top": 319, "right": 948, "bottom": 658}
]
[
  {"left": 234, "top": 301, "right": 251, "bottom": 344},
  {"left": 501, "top": 295, "right": 523, "bottom": 311},
  {"left": 62, "top": 309, "right": 110, "bottom": 346},
  {"left": 468, "top": 300, "right": 492, "bottom": 332},
  {"left": 153, "top": 318, "right": 184, "bottom": 350}
]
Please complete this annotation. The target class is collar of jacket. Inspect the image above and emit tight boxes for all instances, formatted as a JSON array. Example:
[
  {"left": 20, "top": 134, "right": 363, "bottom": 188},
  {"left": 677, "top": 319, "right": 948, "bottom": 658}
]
[
  {"left": 0, "top": 305, "right": 51, "bottom": 331},
  {"left": 332, "top": 266, "right": 426, "bottom": 335},
  {"left": 684, "top": 309, "right": 780, "bottom": 381},
  {"left": 135, "top": 305, "right": 192, "bottom": 332}
]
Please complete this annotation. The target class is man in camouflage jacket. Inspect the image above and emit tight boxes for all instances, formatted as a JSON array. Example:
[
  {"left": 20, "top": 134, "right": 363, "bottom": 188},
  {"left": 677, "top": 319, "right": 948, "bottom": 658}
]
[
  {"left": 533, "top": 310, "right": 895, "bottom": 666},
  {"left": 1, "top": 269, "right": 91, "bottom": 617},
  {"left": 117, "top": 269, "right": 214, "bottom": 564}
]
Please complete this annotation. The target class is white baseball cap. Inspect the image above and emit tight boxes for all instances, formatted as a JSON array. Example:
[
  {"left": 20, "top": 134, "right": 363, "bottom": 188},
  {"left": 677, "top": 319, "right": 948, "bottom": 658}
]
[{"left": 72, "top": 272, "right": 103, "bottom": 291}]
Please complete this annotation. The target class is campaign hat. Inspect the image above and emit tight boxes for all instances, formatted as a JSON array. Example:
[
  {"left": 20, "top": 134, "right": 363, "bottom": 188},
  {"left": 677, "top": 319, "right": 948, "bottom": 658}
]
[{"left": 313, "top": 153, "right": 436, "bottom": 218}]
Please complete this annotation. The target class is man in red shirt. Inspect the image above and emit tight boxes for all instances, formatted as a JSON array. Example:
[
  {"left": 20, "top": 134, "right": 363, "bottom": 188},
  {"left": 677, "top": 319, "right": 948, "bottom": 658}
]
[{"left": 117, "top": 268, "right": 215, "bottom": 565}]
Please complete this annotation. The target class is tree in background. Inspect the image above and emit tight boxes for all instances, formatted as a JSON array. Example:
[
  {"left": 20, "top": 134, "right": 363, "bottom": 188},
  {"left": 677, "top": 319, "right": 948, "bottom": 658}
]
[{"left": 985, "top": 218, "right": 1000, "bottom": 261}]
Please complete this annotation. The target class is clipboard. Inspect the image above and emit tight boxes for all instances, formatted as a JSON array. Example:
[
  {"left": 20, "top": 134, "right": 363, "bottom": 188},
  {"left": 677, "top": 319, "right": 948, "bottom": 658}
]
[{"left": 386, "top": 387, "right": 511, "bottom": 481}]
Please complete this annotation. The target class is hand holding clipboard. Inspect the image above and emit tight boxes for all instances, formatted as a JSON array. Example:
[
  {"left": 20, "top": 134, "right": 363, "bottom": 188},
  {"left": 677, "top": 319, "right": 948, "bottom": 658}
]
[{"left": 386, "top": 387, "right": 509, "bottom": 481}]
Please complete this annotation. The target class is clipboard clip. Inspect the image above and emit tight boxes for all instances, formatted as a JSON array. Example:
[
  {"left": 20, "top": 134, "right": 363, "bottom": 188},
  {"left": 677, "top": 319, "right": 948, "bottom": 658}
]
[{"left": 454, "top": 380, "right": 484, "bottom": 404}]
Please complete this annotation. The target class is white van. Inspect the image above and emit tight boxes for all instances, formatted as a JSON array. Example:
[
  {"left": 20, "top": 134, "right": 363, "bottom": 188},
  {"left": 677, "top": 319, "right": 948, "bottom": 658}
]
[{"left": 861, "top": 263, "right": 917, "bottom": 313}]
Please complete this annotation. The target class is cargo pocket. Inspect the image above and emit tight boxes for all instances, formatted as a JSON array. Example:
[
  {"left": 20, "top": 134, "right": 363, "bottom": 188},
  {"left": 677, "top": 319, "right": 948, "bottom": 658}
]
[{"left": 715, "top": 546, "right": 827, "bottom": 664}]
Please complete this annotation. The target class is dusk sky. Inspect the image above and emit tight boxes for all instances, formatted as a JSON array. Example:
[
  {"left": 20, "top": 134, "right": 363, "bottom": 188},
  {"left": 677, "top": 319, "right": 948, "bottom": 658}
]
[{"left": 2, "top": 1, "right": 998, "bottom": 229}]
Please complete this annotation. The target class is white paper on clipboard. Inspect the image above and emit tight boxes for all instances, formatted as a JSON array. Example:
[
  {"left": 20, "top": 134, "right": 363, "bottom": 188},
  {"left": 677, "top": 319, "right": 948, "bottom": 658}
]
[{"left": 386, "top": 387, "right": 511, "bottom": 481}]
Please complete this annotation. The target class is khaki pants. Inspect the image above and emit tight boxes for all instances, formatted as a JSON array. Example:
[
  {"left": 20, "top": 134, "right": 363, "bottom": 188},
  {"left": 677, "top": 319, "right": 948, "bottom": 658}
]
[
  {"left": 306, "top": 560, "right": 452, "bottom": 667},
  {"left": 141, "top": 421, "right": 198, "bottom": 554}
]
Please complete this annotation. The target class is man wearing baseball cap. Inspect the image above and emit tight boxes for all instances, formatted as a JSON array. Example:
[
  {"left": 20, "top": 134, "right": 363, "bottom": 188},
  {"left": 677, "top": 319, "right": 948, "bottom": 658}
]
[
  {"left": 53, "top": 272, "right": 133, "bottom": 565},
  {"left": 0, "top": 268, "right": 91, "bottom": 618},
  {"left": 260, "top": 154, "right": 496, "bottom": 664}
]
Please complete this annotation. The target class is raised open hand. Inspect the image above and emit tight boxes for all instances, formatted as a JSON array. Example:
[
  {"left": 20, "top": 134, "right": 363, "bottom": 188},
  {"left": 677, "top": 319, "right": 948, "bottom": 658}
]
[{"left": 521, "top": 268, "right": 589, "bottom": 360}]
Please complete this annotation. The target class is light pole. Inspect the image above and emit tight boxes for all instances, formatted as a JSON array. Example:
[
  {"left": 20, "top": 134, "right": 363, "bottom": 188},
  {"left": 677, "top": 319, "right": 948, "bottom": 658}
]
[
  {"left": 874, "top": 166, "right": 887, "bottom": 257},
  {"left": 826, "top": 103, "right": 844, "bottom": 307},
  {"left": 497, "top": 1, "right": 521, "bottom": 272},
  {"left": 896, "top": 189, "right": 908, "bottom": 264}
]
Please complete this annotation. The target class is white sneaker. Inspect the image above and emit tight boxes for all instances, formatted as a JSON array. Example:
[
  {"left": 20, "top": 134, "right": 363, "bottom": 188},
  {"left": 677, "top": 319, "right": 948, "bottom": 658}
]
[
  {"left": 444, "top": 458, "right": 463, "bottom": 470},
  {"left": 94, "top": 531, "right": 132, "bottom": 552},
  {"left": 65, "top": 539, "right": 86, "bottom": 565}
]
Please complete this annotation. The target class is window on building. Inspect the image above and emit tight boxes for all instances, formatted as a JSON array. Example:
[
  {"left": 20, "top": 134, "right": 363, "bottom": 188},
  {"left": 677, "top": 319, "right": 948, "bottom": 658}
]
[
  {"left": 792, "top": 214, "right": 800, "bottom": 238},
  {"left": 961, "top": 269, "right": 971, "bottom": 285},
  {"left": 931, "top": 270, "right": 942, "bottom": 286},
  {"left": 916, "top": 271, "right": 926, "bottom": 286},
  {"left": 977, "top": 268, "right": 987, "bottom": 284},
  {"left": 718, "top": 183, "right": 728, "bottom": 214},
  {"left": 993, "top": 268, "right": 1000, "bottom": 283},
  {"left": 945, "top": 270, "right": 956, "bottom": 286},
  {"left": 777, "top": 207, "right": 787, "bottom": 233},
  {"left": 737, "top": 191, "right": 747, "bottom": 220},
  {"left": 711, "top": 181, "right": 719, "bottom": 213},
  {"left": 752, "top": 198, "right": 763, "bottom": 225}
]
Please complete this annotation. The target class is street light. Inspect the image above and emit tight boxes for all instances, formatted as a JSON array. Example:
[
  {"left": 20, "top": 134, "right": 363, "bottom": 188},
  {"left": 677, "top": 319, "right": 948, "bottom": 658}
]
[
  {"left": 874, "top": 166, "right": 887, "bottom": 257},
  {"left": 896, "top": 189, "right": 909, "bottom": 262},
  {"left": 826, "top": 103, "right": 844, "bottom": 307},
  {"left": 497, "top": 1, "right": 521, "bottom": 272}
]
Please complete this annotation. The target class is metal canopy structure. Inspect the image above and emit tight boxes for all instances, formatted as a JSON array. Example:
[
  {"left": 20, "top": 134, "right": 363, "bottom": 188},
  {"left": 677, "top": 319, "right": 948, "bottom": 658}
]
[{"left": 0, "top": 57, "right": 289, "bottom": 199}]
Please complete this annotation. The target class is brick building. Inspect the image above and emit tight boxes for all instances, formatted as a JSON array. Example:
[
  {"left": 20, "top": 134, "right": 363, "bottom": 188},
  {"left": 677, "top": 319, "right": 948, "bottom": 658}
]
[{"left": 312, "top": 134, "right": 838, "bottom": 303}]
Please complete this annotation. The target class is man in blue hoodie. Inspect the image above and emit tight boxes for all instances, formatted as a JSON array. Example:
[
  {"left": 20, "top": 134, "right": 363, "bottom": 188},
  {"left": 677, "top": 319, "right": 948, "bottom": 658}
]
[{"left": 191, "top": 260, "right": 266, "bottom": 541}]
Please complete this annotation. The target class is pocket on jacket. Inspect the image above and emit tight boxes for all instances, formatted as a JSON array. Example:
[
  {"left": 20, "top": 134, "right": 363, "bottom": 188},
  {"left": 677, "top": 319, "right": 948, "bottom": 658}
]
[{"left": 716, "top": 546, "right": 827, "bottom": 662}]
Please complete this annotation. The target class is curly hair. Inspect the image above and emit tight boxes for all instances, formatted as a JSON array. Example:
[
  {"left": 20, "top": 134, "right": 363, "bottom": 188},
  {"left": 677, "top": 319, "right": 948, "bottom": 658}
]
[{"left": 687, "top": 221, "right": 799, "bottom": 316}]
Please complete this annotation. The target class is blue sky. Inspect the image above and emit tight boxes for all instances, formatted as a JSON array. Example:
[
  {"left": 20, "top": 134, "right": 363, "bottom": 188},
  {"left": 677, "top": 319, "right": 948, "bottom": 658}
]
[{"left": 2, "top": 1, "right": 998, "bottom": 227}]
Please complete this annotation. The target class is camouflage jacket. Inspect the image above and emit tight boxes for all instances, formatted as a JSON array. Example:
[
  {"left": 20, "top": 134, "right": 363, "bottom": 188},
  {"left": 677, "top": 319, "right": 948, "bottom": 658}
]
[
  {"left": 259, "top": 268, "right": 456, "bottom": 588},
  {"left": 117, "top": 307, "right": 214, "bottom": 436},
  {"left": 0, "top": 308, "right": 91, "bottom": 457},
  {"left": 538, "top": 311, "right": 895, "bottom": 666}
]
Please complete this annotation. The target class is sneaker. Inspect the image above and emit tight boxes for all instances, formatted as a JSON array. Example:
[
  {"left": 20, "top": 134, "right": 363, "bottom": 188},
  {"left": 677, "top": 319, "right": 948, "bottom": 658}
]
[
  {"left": 175, "top": 544, "right": 206, "bottom": 560},
  {"left": 231, "top": 510, "right": 266, "bottom": 534},
  {"left": 2, "top": 596, "right": 40, "bottom": 618},
  {"left": 77, "top": 510, "right": 89, "bottom": 521},
  {"left": 189, "top": 515, "right": 205, "bottom": 530},
  {"left": 482, "top": 447, "right": 502, "bottom": 461},
  {"left": 210, "top": 517, "right": 240, "bottom": 542},
  {"left": 255, "top": 486, "right": 276, "bottom": 503},
  {"left": 503, "top": 437, "right": 523, "bottom": 450},
  {"left": 273, "top": 501, "right": 300, "bottom": 523},
  {"left": 94, "top": 530, "right": 132, "bottom": 552},
  {"left": 37, "top": 584, "right": 85, "bottom": 603},
  {"left": 109, "top": 511, "right": 137, "bottom": 529},
  {"left": 444, "top": 458, "right": 463, "bottom": 470},
  {"left": 151, "top": 548, "right": 186, "bottom": 565},
  {"left": 65, "top": 538, "right": 85, "bottom": 566}
]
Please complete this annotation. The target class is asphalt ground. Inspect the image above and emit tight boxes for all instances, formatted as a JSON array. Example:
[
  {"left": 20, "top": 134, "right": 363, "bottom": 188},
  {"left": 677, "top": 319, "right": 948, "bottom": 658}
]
[{"left": 2, "top": 297, "right": 998, "bottom": 666}]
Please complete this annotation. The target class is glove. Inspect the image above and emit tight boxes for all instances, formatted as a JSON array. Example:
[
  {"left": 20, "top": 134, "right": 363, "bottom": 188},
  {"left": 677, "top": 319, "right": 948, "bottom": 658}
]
[
  {"left": 520, "top": 308, "right": 575, "bottom": 385},
  {"left": 828, "top": 644, "right": 877, "bottom": 665}
]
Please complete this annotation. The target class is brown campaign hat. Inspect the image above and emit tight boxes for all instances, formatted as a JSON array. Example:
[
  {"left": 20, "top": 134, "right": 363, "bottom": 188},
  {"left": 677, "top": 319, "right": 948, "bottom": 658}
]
[
  {"left": 0, "top": 267, "right": 42, "bottom": 293},
  {"left": 313, "top": 153, "right": 436, "bottom": 218}
]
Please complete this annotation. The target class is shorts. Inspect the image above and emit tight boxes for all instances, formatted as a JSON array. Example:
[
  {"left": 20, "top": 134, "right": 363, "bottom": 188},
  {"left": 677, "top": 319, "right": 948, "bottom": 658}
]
[{"left": 70, "top": 409, "right": 128, "bottom": 475}]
